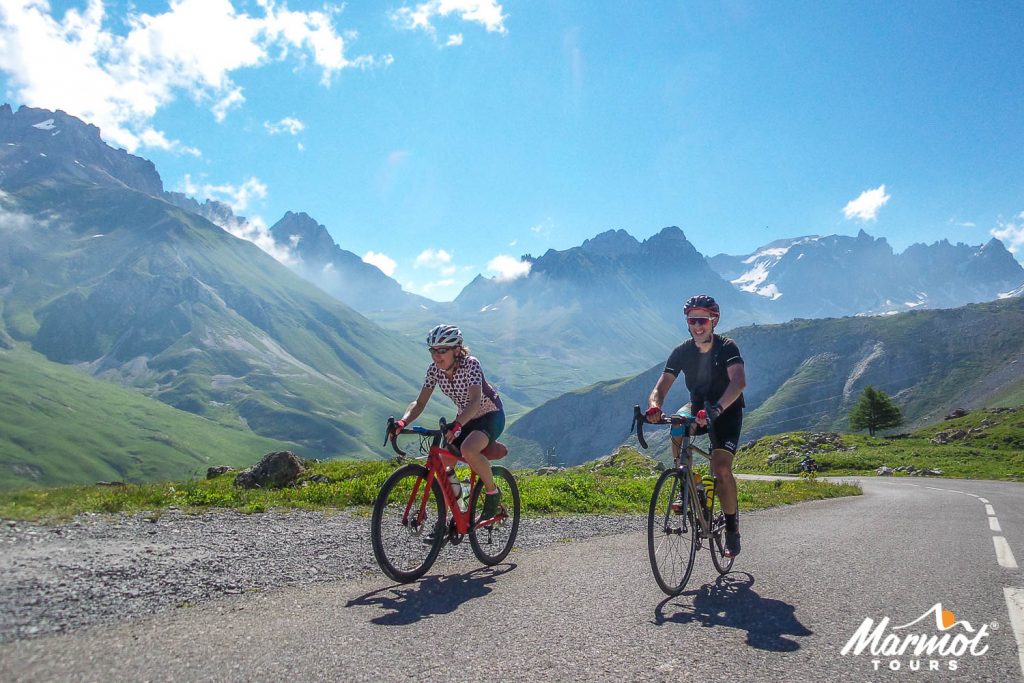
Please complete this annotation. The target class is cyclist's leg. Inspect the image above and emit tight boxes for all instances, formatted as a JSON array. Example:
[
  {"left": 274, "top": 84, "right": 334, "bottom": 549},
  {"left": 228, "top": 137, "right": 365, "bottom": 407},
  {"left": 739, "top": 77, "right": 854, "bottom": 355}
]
[
  {"left": 709, "top": 409, "right": 742, "bottom": 514},
  {"left": 710, "top": 448, "right": 737, "bottom": 514},
  {"left": 459, "top": 430, "right": 496, "bottom": 490},
  {"left": 455, "top": 410, "right": 505, "bottom": 491}
]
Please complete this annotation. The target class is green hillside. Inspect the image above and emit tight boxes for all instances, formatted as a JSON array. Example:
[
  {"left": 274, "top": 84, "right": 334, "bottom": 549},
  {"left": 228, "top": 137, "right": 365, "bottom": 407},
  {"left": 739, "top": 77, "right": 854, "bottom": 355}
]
[
  {"left": 733, "top": 406, "right": 1024, "bottom": 481},
  {"left": 503, "top": 297, "right": 1024, "bottom": 466},
  {"left": 0, "top": 345, "right": 298, "bottom": 490}
]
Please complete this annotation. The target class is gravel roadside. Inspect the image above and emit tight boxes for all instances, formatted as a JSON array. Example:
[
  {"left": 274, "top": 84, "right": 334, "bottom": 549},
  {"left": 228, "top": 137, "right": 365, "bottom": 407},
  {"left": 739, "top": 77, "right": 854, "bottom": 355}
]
[{"left": 0, "top": 509, "right": 644, "bottom": 643}]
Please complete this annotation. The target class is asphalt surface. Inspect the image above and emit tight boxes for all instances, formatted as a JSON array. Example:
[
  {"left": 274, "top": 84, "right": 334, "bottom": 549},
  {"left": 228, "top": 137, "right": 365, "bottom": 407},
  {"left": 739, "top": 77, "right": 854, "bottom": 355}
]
[{"left": 1, "top": 477, "right": 1022, "bottom": 683}]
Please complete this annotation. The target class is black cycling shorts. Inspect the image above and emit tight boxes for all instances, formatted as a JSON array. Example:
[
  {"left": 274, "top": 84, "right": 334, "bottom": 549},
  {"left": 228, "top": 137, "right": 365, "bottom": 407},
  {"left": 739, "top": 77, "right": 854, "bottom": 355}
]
[
  {"left": 452, "top": 409, "right": 505, "bottom": 448},
  {"left": 672, "top": 403, "right": 742, "bottom": 455}
]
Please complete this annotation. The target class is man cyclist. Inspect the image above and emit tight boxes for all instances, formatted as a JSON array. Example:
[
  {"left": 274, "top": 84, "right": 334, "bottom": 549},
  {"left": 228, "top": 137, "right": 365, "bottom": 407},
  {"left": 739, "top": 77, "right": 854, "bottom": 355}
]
[{"left": 646, "top": 294, "right": 747, "bottom": 557}]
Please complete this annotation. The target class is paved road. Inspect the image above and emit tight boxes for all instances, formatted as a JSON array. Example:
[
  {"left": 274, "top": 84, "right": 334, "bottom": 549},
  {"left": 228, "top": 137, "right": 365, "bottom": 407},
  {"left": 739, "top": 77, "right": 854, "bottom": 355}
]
[{"left": 2, "top": 477, "right": 1022, "bottom": 682}]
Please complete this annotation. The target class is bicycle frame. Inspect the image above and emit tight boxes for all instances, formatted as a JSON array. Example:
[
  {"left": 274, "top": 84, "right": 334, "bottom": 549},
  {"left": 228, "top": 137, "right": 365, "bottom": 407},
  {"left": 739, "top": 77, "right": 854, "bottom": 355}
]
[
  {"left": 387, "top": 418, "right": 506, "bottom": 537},
  {"left": 633, "top": 405, "right": 723, "bottom": 539}
]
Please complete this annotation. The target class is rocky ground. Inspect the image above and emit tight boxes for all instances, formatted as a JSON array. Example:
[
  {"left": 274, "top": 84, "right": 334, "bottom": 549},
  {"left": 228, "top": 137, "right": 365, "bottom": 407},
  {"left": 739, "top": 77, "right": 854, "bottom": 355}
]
[{"left": 0, "top": 509, "right": 644, "bottom": 643}]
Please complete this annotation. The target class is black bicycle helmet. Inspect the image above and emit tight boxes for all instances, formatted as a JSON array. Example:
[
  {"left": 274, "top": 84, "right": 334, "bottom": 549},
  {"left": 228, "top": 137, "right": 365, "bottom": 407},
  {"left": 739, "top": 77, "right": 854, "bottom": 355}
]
[{"left": 683, "top": 294, "right": 720, "bottom": 320}]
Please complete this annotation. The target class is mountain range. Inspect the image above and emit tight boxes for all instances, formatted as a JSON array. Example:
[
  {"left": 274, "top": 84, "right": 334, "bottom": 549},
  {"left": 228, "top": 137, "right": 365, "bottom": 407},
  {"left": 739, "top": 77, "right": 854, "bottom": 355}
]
[
  {"left": 0, "top": 104, "right": 427, "bottom": 473},
  {"left": 1, "top": 103, "right": 1022, "bottom": 485},
  {"left": 503, "top": 296, "right": 1024, "bottom": 465}
]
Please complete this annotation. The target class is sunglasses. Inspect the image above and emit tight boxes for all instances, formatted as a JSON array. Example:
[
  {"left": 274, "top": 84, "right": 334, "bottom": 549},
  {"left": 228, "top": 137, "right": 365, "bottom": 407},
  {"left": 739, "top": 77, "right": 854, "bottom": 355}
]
[
  {"left": 429, "top": 347, "right": 454, "bottom": 355},
  {"left": 687, "top": 317, "right": 712, "bottom": 326}
]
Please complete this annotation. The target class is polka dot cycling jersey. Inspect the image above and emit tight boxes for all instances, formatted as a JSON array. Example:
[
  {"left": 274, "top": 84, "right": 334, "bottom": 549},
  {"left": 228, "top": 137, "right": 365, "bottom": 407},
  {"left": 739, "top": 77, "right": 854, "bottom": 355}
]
[{"left": 423, "top": 355, "right": 503, "bottom": 418}]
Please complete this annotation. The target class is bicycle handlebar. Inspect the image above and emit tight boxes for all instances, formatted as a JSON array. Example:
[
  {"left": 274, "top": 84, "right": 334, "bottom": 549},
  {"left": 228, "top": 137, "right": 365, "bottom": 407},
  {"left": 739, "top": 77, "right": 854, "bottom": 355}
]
[
  {"left": 630, "top": 404, "right": 715, "bottom": 450},
  {"left": 384, "top": 416, "right": 451, "bottom": 458}
]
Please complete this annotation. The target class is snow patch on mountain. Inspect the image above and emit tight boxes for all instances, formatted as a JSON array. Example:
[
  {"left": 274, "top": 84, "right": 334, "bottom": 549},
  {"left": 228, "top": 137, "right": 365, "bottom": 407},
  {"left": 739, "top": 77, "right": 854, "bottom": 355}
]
[{"left": 730, "top": 239, "right": 819, "bottom": 299}]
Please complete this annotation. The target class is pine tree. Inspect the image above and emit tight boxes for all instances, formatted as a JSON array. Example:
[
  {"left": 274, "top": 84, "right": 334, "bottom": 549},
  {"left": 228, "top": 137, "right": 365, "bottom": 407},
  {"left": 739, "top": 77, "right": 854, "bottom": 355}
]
[{"left": 849, "top": 386, "right": 903, "bottom": 436}]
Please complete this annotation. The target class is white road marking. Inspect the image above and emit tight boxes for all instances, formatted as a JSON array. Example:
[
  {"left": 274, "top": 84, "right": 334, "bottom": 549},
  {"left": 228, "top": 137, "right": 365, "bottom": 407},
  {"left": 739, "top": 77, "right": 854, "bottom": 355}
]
[
  {"left": 990, "top": 517, "right": 1003, "bottom": 532},
  {"left": 994, "top": 536, "right": 1020, "bottom": 569},
  {"left": 1004, "top": 587, "right": 1024, "bottom": 680},
  {"left": 979, "top": 497, "right": 990, "bottom": 503},
  {"left": 986, "top": 504, "right": 996, "bottom": 516}
]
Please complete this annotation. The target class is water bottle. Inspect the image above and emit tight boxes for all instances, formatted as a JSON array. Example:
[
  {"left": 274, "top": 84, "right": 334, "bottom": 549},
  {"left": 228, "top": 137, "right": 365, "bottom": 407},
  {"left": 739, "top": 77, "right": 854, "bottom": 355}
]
[
  {"left": 692, "top": 471, "right": 704, "bottom": 508},
  {"left": 702, "top": 474, "right": 715, "bottom": 510},
  {"left": 445, "top": 467, "right": 462, "bottom": 501},
  {"left": 458, "top": 478, "right": 471, "bottom": 513}
]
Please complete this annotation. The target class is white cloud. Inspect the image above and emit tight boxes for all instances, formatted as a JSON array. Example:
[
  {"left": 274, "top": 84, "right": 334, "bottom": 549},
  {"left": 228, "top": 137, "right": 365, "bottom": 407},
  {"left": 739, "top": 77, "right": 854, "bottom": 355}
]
[
  {"left": 391, "top": 0, "right": 507, "bottom": 39},
  {"left": 415, "top": 247, "right": 457, "bottom": 275},
  {"left": 182, "top": 173, "right": 267, "bottom": 212},
  {"left": 487, "top": 254, "right": 531, "bottom": 281},
  {"left": 445, "top": 33, "right": 463, "bottom": 47},
  {"left": 264, "top": 116, "right": 305, "bottom": 135},
  {"left": 363, "top": 250, "right": 397, "bottom": 276},
  {"left": 843, "top": 184, "right": 890, "bottom": 222},
  {"left": 992, "top": 211, "right": 1024, "bottom": 255},
  {"left": 0, "top": 0, "right": 380, "bottom": 153}
]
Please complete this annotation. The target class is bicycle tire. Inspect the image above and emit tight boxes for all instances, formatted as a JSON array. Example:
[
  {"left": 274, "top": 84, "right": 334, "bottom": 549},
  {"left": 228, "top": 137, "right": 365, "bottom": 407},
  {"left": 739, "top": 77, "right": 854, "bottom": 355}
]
[
  {"left": 647, "top": 468, "right": 699, "bottom": 596},
  {"left": 708, "top": 511, "right": 733, "bottom": 577},
  {"left": 468, "top": 466, "right": 520, "bottom": 565},
  {"left": 708, "top": 484, "right": 735, "bottom": 575},
  {"left": 371, "top": 463, "right": 446, "bottom": 582}
]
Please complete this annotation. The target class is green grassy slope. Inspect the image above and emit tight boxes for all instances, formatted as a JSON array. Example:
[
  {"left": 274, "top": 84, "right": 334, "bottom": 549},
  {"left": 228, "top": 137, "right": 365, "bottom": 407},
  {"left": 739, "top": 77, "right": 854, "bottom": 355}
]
[
  {"left": 0, "top": 345, "right": 297, "bottom": 490},
  {"left": 733, "top": 406, "right": 1024, "bottom": 481}
]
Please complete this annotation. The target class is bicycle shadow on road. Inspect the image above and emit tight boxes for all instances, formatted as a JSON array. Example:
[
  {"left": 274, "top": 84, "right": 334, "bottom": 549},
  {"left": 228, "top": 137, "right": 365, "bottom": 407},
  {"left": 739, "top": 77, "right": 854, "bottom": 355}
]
[
  {"left": 345, "top": 564, "right": 516, "bottom": 626},
  {"left": 653, "top": 573, "right": 812, "bottom": 652}
]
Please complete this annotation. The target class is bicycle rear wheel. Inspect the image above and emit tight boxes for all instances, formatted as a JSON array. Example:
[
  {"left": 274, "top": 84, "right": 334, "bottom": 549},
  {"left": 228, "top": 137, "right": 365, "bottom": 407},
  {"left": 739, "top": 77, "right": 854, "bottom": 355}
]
[
  {"left": 371, "top": 463, "right": 446, "bottom": 583},
  {"left": 648, "top": 468, "right": 699, "bottom": 596},
  {"left": 709, "top": 513, "right": 735, "bottom": 574},
  {"left": 468, "top": 466, "right": 520, "bottom": 565}
]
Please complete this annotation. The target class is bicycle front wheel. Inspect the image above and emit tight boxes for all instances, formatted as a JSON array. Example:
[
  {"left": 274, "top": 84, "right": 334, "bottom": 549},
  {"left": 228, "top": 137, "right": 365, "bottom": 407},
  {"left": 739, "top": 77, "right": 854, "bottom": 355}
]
[
  {"left": 371, "top": 463, "right": 446, "bottom": 583},
  {"left": 648, "top": 468, "right": 699, "bottom": 596},
  {"left": 468, "top": 466, "right": 520, "bottom": 565}
]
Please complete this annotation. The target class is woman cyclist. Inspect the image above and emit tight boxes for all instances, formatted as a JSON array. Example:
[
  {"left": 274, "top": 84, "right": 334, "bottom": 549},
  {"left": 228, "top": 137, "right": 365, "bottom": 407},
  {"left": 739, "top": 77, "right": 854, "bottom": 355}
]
[{"left": 390, "top": 324, "right": 506, "bottom": 519}]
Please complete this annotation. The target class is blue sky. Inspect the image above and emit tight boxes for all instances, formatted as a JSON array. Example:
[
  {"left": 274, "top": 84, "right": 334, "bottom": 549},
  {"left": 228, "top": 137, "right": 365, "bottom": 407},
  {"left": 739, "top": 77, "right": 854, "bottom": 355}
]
[{"left": 1, "top": 1, "right": 1022, "bottom": 301}]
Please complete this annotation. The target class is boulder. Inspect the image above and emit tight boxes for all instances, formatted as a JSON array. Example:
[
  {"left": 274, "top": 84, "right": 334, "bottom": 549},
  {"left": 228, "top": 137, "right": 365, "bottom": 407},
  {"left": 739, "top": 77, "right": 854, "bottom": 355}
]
[
  {"left": 875, "top": 466, "right": 894, "bottom": 476},
  {"left": 233, "top": 451, "right": 305, "bottom": 489},
  {"left": 207, "top": 465, "right": 234, "bottom": 479}
]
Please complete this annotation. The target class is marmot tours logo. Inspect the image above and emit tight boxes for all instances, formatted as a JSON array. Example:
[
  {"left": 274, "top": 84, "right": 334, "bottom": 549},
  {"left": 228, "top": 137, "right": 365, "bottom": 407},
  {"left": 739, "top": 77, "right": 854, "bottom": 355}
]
[{"left": 841, "top": 603, "right": 991, "bottom": 673}]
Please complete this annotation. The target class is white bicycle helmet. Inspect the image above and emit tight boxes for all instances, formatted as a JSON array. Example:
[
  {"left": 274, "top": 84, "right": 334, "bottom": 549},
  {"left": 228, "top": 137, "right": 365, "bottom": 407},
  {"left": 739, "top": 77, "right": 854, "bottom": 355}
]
[{"left": 426, "top": 324, "right": 463, "bottom": 348}]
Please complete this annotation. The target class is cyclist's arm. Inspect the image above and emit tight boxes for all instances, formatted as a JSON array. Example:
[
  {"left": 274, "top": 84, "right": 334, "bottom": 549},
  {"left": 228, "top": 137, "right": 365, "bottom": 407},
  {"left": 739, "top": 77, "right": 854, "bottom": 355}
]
[
  {"left": 400, "top": 385, "right": 435, "bottom": 424},
  {"left": 648, "top": 372, "right": 677, "bottom": 414},
  {"left": 715, "top": 363, "right": 746, "bottom": 412}
]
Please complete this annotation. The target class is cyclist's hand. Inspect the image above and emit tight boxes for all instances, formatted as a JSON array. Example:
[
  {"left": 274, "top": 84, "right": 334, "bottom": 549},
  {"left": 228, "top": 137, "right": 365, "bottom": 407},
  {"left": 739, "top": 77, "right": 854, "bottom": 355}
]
[
  {"left": 645, "top": 406, "right": 663, "bottom": 423},
  {"left": 706, "top": 403, "right": 723, "bottom": 423},
  {"left": 444, "top": 421, "right": 463, "bottom": 444},
  {"left": 389, "top": 418, "right": 407, "bottom": 438}
]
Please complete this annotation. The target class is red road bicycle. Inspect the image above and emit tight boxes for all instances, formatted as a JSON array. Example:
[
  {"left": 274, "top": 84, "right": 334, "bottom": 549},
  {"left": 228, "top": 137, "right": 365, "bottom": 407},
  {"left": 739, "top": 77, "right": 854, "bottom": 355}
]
[{"left": 370, "top": 417, "right": 521, "bottom": 583}]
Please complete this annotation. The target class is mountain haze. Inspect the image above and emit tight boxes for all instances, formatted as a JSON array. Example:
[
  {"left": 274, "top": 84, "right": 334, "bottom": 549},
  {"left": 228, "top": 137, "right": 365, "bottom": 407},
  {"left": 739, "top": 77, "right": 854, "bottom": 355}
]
[{"left": 0, "top": 105, "right": 426, "bottom": 471}]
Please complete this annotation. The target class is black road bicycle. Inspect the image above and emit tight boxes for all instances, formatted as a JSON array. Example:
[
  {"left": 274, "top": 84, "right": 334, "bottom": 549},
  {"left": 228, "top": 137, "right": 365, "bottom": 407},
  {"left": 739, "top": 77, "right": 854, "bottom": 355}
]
[{"left": 631, "top": 405, "right": 735, "bottom": 596}]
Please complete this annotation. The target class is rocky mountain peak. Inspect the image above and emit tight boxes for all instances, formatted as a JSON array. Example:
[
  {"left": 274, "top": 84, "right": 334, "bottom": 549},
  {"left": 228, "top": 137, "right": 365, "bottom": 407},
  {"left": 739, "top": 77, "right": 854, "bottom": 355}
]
[
  {"left": 580, "top": 229, "right": 641, "bottom": 257},
  {"left": 0, "top": 104, "right": 163, "bottom": 196},
  {"left": 269, "top": 211, "right": 337, "bottom": 263}
]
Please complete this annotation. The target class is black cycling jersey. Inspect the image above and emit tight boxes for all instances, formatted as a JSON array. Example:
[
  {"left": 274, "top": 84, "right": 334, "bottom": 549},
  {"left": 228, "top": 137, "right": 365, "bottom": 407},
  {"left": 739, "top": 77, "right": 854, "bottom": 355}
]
[{"left": 663, "top": 334, "right": 745, "bottom": 415}]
